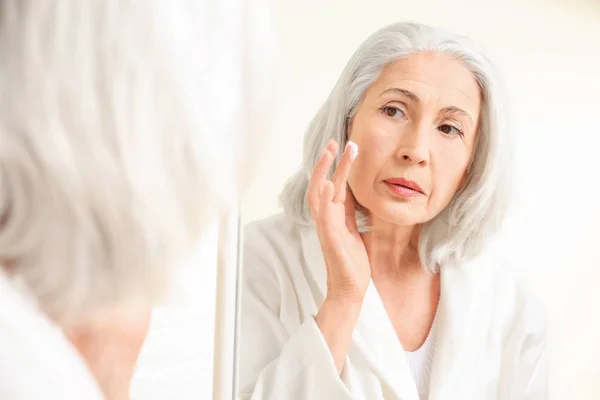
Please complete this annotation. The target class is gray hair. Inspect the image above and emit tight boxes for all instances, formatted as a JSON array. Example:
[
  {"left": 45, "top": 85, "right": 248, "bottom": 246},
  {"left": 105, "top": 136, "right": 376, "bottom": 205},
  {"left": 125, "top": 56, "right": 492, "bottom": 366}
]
[
  {"left": 280, "top": 22, "right": 513, "bottom": 272},
  {"left": 0, "top": 1, "right": 230, "bottom": 325}
]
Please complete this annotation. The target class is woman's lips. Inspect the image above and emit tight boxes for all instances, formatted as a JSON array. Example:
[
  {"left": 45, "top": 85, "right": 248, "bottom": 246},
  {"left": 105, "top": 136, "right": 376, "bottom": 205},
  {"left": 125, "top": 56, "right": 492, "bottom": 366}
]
[
  {"left": 384, "top": 181, "right": 424, "bottom": 198},
  {"left": 383, "top": 177, "right": 425, "bottom": 198}
]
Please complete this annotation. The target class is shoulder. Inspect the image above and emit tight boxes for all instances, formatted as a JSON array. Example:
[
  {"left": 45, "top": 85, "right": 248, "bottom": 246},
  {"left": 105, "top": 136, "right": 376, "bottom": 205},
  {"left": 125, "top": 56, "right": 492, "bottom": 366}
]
[
  {"left": 242, "top": 213, "right": 312, "bottom": 280},
  {"left": 468, "top": 252, "right": 547, "bottom": 342},
  {"left": 244, "top": 213, "right": 308, "bottom": 247},
  {"left": 0, "top": 272, "right": 103, "bottom": 399},
  {"left": 472, "top": 254, "right": 549, "bottom": 394},
  {"left": 493, "top": 261, "right": 545, "bottom": 335},
  {"left": 243, "top": 213, "right": 312, "bottom": 268}
]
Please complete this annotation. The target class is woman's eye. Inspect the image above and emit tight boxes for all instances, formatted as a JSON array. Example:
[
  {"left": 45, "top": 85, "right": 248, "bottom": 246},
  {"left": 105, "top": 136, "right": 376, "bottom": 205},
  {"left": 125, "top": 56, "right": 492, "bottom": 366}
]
[
  {"left": 381, "top": 106, "right": 405, "bottom": 119},
  {"left": 438, "top": 124, "right": 463, "bottom": 137}
]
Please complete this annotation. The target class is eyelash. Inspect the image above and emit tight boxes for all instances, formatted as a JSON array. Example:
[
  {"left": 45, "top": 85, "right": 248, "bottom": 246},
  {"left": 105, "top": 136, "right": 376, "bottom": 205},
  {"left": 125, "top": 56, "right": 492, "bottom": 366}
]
[
  {"left": 438, "top": 123, "right": 465, "bottom": 138},
  {"left": 379, "top": 105, "right": 465, "bottom": 138},
  {"left": 379, "top": 105, "right": 406, "bottom": 119}
]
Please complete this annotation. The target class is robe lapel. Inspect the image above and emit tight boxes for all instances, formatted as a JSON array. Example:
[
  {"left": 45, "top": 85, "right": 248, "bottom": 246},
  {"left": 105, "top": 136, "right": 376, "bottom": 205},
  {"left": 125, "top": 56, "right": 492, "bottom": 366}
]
[
  {"left": 301, "top": 228, "right": 419, "bottom": 400},
  {"left": 351, "top": 281, "right": 420, "bottom": 400},
  {"left": 428, "top": 258, "right": 495, "bottom": 400}
]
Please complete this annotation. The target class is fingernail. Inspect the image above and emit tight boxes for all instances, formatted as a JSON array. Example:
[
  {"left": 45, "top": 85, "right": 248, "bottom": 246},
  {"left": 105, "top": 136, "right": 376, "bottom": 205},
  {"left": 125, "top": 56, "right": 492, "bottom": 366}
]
[{"left": 346, "top": 141, "right": 358, "bottom": 161}]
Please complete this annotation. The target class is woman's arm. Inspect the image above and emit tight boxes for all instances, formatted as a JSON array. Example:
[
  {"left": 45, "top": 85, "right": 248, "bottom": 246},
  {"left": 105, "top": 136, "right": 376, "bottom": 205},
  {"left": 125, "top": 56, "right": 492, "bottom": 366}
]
[
  {"left": 238, "top": 238, "right": 354, "bottom": 400},
  {"left": 239, "top": 140, "right": 369, "bottom": 399},
  {"left": 308, "top": 139, "right": 370, "bottom": 373},
  {"left": 314, "top": 298, "right": 362, "bottom": 374}
]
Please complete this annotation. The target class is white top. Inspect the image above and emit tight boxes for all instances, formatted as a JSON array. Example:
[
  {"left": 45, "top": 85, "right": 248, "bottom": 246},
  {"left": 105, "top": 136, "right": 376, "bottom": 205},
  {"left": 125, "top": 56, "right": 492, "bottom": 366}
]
[
  {"left": 0, "top": 269, "right": 103, "bottom": 400},
  {"left": 239, "top": 213, "right": 548, "bottom": 400},
  {"left": 406, "top": 316, "right": 437, "bottom": 400},
  {"left": 405, "top": 316, "right": 437, "bottom": 399}
]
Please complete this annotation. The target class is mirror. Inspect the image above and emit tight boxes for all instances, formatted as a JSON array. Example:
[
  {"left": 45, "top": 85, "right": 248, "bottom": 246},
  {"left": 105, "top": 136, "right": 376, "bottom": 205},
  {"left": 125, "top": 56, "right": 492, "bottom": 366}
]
[{"left": 236, "top": 2, "right": 600, "bottom": 399}]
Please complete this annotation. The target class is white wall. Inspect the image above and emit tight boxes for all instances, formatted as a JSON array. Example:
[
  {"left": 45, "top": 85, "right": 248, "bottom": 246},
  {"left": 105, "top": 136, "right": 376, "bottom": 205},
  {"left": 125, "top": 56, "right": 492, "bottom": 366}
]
[{"left": 242, "top": 1, "right": 600, "bottom": 398}]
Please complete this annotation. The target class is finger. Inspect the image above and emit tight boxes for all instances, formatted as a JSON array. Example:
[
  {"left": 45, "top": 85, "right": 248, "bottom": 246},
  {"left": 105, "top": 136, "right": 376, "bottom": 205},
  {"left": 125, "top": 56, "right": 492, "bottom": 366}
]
[
  {"left": 320, "top": 180, "right": 335, "bottom": 209},
  {"left": 307, "top": 140, "right": 336, "bottom": 216},
  {"left": 319, "top": 180, "right": 337, "bottom": 240},
  {"left": 331, "top": 141, "right": 358, "bottom": 204},
  {"left": 326, "top": 139, "right": 338, "bottom": 154},
  {"left": 344, "top": 187, "right": 359, "bottom": 232},
  {"left": 310, "top": 140, "right": 337, "bottom": 189}
]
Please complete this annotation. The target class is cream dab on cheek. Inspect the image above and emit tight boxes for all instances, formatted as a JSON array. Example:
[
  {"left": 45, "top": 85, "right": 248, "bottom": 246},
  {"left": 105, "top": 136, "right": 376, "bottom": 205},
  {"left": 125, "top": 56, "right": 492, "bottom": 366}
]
[{"left": 346, "top": 141, "right": 359, "bottom": 160}]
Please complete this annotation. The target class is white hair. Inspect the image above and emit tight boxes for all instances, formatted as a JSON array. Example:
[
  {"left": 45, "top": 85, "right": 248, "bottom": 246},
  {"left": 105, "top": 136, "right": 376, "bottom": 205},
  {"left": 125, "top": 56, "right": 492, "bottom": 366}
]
[
  {"left": 280, "top": 22, "right": 513, "bottom": 272},
  {"left": 0, "top": 1, "right": 232, "bottom": 325}
]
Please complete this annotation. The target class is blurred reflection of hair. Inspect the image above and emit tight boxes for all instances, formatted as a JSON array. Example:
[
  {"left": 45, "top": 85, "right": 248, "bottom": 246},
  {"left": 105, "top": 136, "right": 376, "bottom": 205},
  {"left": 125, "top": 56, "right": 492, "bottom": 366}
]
[
  {"left": 0, "top": 0, "right": 267, "bottom": 399},
  {"left": 0, "top": 1, "right": 225, "bottom": 325}
]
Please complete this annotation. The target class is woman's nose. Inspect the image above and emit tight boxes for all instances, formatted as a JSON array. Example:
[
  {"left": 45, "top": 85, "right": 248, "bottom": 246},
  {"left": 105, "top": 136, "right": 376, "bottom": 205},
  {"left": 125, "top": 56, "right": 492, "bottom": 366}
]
[{"left": 397, "top": 126, "right": 430, "bottom": 166}]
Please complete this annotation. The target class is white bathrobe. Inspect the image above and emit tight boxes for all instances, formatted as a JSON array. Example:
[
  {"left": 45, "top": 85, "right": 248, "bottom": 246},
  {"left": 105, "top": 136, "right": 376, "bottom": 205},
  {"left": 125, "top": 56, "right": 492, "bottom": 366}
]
[
  {"left": 0, "top": 269, "right": 104, "bottom": 399},
  {"left": 239, "top": 214, "right": 548, "bottom": 400}
]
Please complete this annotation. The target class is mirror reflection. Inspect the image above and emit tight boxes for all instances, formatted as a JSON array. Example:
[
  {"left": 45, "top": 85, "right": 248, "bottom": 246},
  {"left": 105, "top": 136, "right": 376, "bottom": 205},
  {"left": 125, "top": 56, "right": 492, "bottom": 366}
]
[
  {"left": 239, "top": 21, "right": 535, "bottom": 400},
  {"left": 238, "top": 2, "right": 600, "bottom": 399}
]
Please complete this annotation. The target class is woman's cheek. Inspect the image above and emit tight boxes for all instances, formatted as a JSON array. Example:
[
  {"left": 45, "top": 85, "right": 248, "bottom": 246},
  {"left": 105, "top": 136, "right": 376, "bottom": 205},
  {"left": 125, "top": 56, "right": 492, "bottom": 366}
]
[{"left": 362, "top": 134, "right": 396, "bottom": 169}]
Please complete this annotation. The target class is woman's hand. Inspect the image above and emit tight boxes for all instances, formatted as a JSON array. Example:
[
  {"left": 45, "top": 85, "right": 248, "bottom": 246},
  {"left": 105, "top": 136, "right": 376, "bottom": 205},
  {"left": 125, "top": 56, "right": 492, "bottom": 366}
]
[
  {"left": 66, "top": 308, "right": 152, "bottom": 400},
  {"left": 309, "top": 139, "right": 370, "bottom": 374},
  {"left": 307, "top": 139, "right": 371, "bottom": 304}
]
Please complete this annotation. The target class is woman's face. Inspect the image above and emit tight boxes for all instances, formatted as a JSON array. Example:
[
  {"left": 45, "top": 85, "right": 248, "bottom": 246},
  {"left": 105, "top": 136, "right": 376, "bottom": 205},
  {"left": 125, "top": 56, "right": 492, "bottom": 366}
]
[{"left": 347, "top": 52, "right": 481, "bottom": 226}]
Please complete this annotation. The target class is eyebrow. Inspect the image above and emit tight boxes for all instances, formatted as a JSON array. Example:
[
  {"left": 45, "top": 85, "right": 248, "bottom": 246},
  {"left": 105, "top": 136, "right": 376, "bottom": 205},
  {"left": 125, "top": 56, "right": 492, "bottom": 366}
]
[
  {"left": 380, "top": 87, "right": 420, "bottom": 102},
  {"left": 380, "top": 87, "right": 475, "bottom": 127},
  {"left": 441, "top": 106, "right": 475, "bottom": 128}
]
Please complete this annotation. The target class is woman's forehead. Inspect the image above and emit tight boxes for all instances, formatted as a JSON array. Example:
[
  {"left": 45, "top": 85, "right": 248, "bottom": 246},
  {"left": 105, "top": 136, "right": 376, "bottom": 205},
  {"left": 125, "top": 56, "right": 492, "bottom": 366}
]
[{"left": 367, "top": 53, "right": 481, "bottom": 111}]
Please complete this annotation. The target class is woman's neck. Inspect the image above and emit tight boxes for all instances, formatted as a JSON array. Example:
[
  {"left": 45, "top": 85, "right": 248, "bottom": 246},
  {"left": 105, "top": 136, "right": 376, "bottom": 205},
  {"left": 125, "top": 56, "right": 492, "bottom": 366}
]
[{"left": 361, "top": 216, "right": 422, "bottom": 278}]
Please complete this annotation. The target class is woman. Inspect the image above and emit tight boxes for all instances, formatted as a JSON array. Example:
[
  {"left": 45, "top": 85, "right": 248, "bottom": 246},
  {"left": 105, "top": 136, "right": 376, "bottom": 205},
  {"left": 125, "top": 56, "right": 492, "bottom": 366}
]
[
  {"left": 240, "top": 22, "right": 547, "bottom": 399},
  {"left": 0, "top": 2, "right": 219, "bottom": 398},
  {"left": 0, "top": 0, "right": 271, "bottom": 399}
]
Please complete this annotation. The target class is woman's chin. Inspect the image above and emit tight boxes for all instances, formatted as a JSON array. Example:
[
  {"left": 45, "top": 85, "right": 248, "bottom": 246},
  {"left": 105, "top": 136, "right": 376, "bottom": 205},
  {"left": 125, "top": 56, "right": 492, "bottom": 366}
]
[{"left": 365, "top": 203, "right": 426, "bottom": 228}]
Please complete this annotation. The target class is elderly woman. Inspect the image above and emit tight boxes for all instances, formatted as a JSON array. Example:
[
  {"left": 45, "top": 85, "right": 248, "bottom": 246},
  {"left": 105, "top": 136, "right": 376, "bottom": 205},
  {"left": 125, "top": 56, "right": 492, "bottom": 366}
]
[
  {"left": 0, "top": 1, "right": 272, "bottom": 399},
  {"left": 240, "top": 22, "right": 547, "bottom": 400}
]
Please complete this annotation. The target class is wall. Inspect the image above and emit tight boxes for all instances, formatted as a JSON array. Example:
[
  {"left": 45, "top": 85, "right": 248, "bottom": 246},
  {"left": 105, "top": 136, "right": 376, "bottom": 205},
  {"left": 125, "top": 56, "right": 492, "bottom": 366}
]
[{"left": 242, "top": 0, "right": 600, "bottom": 398}]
